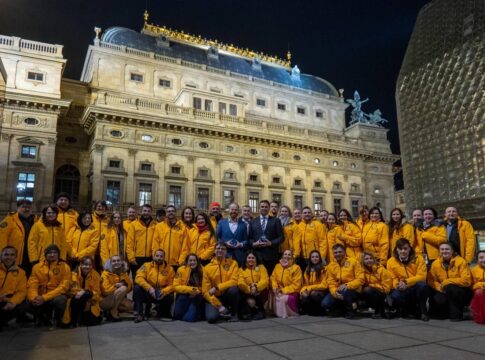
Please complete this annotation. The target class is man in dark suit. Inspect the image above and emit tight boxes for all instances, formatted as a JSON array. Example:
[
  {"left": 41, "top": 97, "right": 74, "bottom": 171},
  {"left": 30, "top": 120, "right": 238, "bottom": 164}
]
[
  {"left": 249, "top": 200, "right": 283, "bottom": 274},
  {"left": 216, "top": 203, "right": 248, "bottom": 266}
]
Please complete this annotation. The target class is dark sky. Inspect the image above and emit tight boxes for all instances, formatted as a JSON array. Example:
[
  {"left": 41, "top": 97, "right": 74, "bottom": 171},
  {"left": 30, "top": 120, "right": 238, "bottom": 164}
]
[{"left": 0, "top": 0, "right": 429, "bottom": 155}]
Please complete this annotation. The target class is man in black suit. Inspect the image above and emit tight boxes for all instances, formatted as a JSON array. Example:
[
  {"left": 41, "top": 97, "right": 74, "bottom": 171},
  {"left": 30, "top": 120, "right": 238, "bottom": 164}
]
[{"left": 249, "top": 200, "right": 283, "bottom": 274}]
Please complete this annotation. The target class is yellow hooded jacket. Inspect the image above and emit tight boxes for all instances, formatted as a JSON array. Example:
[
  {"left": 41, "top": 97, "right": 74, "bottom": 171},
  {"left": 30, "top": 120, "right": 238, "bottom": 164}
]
[
  {"left": 386, "top": 255, "right": 427, "bottom": 289},
  {"left": 100, "top": 269, "right": 132, "bottom": 296},
  {"left": 389, "top": 223, "right": 418, "bottom": 254},
  {"left": 471, "top": 265, "right": 485, "bottom": 290},
  {"left": 189, "top": 227, "right": 216, "bottom": 261},
  {"left": 152, "top": 220, "right": 190, "bottom": 266},
  {"left": 66, "top": 224, "right": 100, "bottom": 260},
  {"left": 100, "top": 225, "right": 127, "bottom": 265},
  {"left": 27, "top": 260, "right": 71, "bottom": 301},
  {"left": 296, "top": 220, "right": 328, "bottom": 260},
  {"left": 27, "top": 220, "right": 69, "bottom": 263},
  {"left": 0, "top": 212, "right": 37, "bottom": 265},
  {"left": 0, "top": 262, "right": 27, "bottom": 304},
  {"left": 428, "top": 255, "right": 471, "bottom": 292},
  {"left": 362, "top": 221, "right": 389, "bottom": 266},
  {"left": 326, "top": 257, "right": 364, "bottom": 297},
  {"left": 301, "top": 268, "right": 327, "bottom": 294},
  {"left": 57, "top": 208, "right": 79, "bottom": 237},
  {"left": 363, "top": 264, "right": 392, "bottom": 294},
  {"left": 135, "top": 261, "right": 175, "bottom": 294},
  {"left": 270, "top": 261, "right": 302, "bottom": 294},
  {"left": 339, "top": 221, "right": 362, "bottom": 260},
  {"left": 416, "top": 224, "right": 446, "bottom": 261},
  {"left": 202, "top": 257, "right": 239, "bottom": 307},
  {"left": 126, "top": 218, "right": 157, "bottom": 263},
  {"left": 445, "top": 218, "right": 476, "bottom": 264},
  {"left": 238, "top": 264, "right": 269, "bottom": 294},
  {"left": 69, "top": 268, "right": 102, "bottom": 316},
  {"left": 280, "top": 219, "right": 298, "bottom": 254},
  {"left": 173, "top": 265, "right": 203, "bottom": 294}
]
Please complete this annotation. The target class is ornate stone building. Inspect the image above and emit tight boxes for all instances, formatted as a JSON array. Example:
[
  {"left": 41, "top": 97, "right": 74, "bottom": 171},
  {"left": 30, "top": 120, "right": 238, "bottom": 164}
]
[
  {"left": 396, "top": 0, "right": 484, "bottom": 225},
  {"left": 0, "top": 15, "right": 397, "bottom": 216}
]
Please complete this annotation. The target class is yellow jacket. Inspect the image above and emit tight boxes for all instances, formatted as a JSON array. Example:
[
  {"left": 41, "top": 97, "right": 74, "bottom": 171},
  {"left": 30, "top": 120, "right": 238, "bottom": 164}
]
[
  {"left": 237, "top": 265, "right": 269, "bottom": 294},
  {"left": 416, "top": 224, "right": 446, "bottom": 261},
  {"left": 280, "top": 220, "right": 298, "bottom": 254},
  {"left": 428, "top": 256, "right": 472, "bottom": 292},
  {"left": 173, "top": 265, "right": 203, "bottom": 294},
  {"left": 296, "top": 220, "right": 328, "bottom": 259},
  {"left": 339, "top": 221, "right": 362, "bottom": 260},
  {"left": 100, "top": 225, "right": 127, "bottom": 265},
  {"left": 188, "top": 227, "right": 216, "bottom": 261},
  {"left": 123, "top": 219, "right": 135, "bottom": 234},
  {"left": 91, "top": 213, "right": 109, "bottom": 249},
  {"left": 27, "top": 260, "right": 71, "bottom": 301},
  {"left": 326, "top": 257, "right": 364, "bottom": 297},
  {"left": 135, "top": 261, "right": 175, "bottom": 294},
  {"left": 362, "top": 221, "right": 389, "bottom": 266},
  {"left": 301, "top": 268, "right": 327, "bottom": 294},
  {"left": 202, "top": 257, "right": 239, "bottom": 307},
  {"left": 270, "top": 262, "right": 302, "bottom": 294},
  {"left": 0, "top": 263, "right": 27, "bottom": 304},
  {"left": 386, "top": 255, "right": 427, "bottom": 289},
  {"left": 58, "top": 208, "right": 79, "bottom": 237},
  {"left": 363, "top": 264, "right": 392, "bottom": 294},
  {"left": 445, "top": 218, "right": 476, "bottom": 263},
  {"left": 0, "top": 212, "right": 37, "bottom": 265},
  {"left": 66, "top": 225, "right": 100, "bottom": 259},
  {"left": 69, "top": 268, "right": 102, "bottom": 316},
  {"left": 152, "top": 220, "right": 190, "bottom": 266},
  {"left": 100, "top": 269, "right": 132, "bottom": 296},
  {"left": 389, "top": 223, "right": 417, "bottom": 254},
  {"left": 471, "top": 265, "right": 485, "bottom": 291},
  {"left": 27, "top": 220, "right": 69, "bottom": 263},
  {"left": 326, "top": 224, "right": 343, "bottom": 262},
  {"left": 126, "top": 218, "right": 157, "bottom": 263}
]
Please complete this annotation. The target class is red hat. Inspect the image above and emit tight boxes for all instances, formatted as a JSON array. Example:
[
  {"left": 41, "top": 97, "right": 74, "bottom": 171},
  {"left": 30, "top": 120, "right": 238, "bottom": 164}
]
[{"left": 210, "top": 202, "right": 221, "bottom": 208}]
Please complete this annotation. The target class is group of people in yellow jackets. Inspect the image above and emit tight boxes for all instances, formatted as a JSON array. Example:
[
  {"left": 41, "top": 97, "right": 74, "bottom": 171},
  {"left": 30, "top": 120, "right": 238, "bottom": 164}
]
[{"left": 1, "top": 194, "right": 484, "bottom": 331}]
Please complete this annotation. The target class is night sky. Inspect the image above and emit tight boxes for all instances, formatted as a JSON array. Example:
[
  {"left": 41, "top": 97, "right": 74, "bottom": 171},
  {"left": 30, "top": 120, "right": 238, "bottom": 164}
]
[{"left": 0, "top": 0, "right": 429, "bottom": 156}]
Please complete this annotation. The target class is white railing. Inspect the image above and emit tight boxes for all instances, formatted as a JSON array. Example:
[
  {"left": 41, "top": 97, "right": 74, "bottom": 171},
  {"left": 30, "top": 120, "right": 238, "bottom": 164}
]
[{"left": 0, "top": 35, "right": 63, "bottom": 57}]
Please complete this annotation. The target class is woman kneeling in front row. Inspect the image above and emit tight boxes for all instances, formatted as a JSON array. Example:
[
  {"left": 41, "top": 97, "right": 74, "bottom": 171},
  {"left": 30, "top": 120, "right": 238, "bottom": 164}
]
[
  {"left": 360, "top": 252, "right": 392, "bottom": 319},
  {"left": 300, "top": 250, "right": 327, "bottom": 316}
]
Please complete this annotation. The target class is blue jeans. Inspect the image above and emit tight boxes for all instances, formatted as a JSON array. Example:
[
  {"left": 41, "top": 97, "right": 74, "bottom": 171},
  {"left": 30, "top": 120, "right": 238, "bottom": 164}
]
[
  {"left": 322, "top": 289, "right": 358, "bottom": 315},
  {"left": 133, "top": 285, "right": 174, "bottom": 318},
  {"left": 390, "top": 281, "right": 428, "bottom": 315},
  {"left": 173, "top": 294, "right": 204, "bottom": 322}
]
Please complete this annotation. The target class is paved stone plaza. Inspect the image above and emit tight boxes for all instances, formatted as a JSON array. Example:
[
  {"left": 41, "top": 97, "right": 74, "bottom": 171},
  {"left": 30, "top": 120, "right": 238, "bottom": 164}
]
[{"left": 2, "top": 316, "right": 485, "bottom": 360}]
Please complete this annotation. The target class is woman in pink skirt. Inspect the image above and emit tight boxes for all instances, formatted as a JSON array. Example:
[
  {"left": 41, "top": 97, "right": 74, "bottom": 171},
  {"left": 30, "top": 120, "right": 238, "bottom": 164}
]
[{"left": 471, "top": 250, "right": 485, "bottom": 324}]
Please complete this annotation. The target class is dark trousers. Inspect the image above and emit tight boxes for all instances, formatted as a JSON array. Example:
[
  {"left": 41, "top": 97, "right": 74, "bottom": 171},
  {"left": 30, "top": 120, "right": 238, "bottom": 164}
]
[
  {"left": 26, "top": 295, "right": 67, "bottom": 324},
  {"left": 239, "top": 292, "right": 266, "bottom": 317},
  {"left": 131, "top": 257, "right": 151, "bottom": 279},
  {"left": 173, "top": 294, "right": 204, "bottom": 322},
  {"left": 70, "top": 292, "right": 101, "bottom": 326},
  {"left": 322, "top": 289, "right": 359, "bottom": 315},
  {"left": 300, "top": 291, "right": 326, "bottom": 316},
  {"left": 0, "top": 302, "right": 19, "bottom": 326},
  {"left": 205, "top": 286, "right": 240, "bottom": 323},
  {"left": 391, "top": 281, "right": 429, "bottom": 316},
  {"left": 133, "top": 285, "right": 174, "bottom": 318},
  {"left": 361, "top": 287, "right": 387, "bottom": 314},
  {"left": 431, "top": 285, "right": 472, "bottom": 320}
]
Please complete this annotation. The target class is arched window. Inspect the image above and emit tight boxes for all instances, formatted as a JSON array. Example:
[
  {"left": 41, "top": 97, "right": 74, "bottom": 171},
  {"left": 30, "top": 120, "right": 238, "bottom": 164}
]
[{"left": 55, "top": 165, "right": 80, "bottom": 203}]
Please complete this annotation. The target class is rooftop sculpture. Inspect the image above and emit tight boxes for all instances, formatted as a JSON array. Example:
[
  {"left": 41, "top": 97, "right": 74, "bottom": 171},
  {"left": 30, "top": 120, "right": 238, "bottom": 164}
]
[{"left": 346, "top": 91, "right": 387, "bottom": 126}]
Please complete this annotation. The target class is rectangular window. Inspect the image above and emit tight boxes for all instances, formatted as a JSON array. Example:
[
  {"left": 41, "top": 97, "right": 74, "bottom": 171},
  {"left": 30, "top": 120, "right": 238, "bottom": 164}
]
[
  {"left": 159, "top": 79, "right": 171, "bottom": 88},
  {"left": 219, "top": 102, "right": 227, "bottom": 114},
  {"left": 333, "top": 198, "right": 342, "bottom": 214},
  {"left": 249, "top": 174, "right": 258, "bottom": 182},
  {"left": 223, "top": 189, "right": 235, "bottom": 209},
  {"left": 229, "top": 104, "right": 237, "bottom": 116},
  {"left": 272, "top": 193, "right": 282, "bottom": 204},
  {"left": 193, "top": 97, "right": 202, "bottom": 109},
  {"left": 224, "top": 172, "right": 235, "bottom": 180},
  {"left": 106, "top": 180, "right": 121, "bottom": 205},
  {"left": 277, "top": 103, "right": 286, "bottom": 111},
  {"left": 294, "top": 195, "right": 303, "bottom": 210},
  {"left": 297, "top": 106, "right": 306, "bottom": 115},
  {"left": 140, "top": 163, "right": 152, "bottom": 172},
  {"left": 21, "top": 145, "right": 36, "bottom": 159},
  {"left": 294, "top": 179, "right": 302, "bottom": 186},
  {"left": 168, "top": 185, "right": 182, "bottom": 208},
  {"left": 333, "top": 182, "right": 341, "bottom": 190},
  {"left": 171, "top": 166, "right": 181, "bottom": 175},
  {"left": 138, "top": 183, "right": 152, "bottom": 206},
  {"left": 27, "top": 71, "right": 43, "bottom": 82},
  {"left": 249, "top": 192, "right": 259, "bottom": 213},
  {"left": 197, "top": 187, "right": 210, "bottom": 210},
  {"left": 314, "top": 181, "right": 322, "bottom": 188},
  {"left": 314, "top": 197, "right": 323, "bottom": 212},
  {"left": 315, "top": 110, "right": 323, "bottom": 119},
  {"left": 130, "top": 73, "right": 144, "bottom": 82},
  {"left": 204, "top": 99, "right": 213, "bottom": 112},
  {"left": 16, "top": 172, "right": 35, "bottom": 201},
  {"left": 109, "top": 160, "right": 121, "bottom": 168},
  {"left": 256, "top": 98, "right": 266, "bottom": 107},
  {"left": 351, "top": 200, "right": 359, "bottom": 218},
  {"left": 198, "top": 169, "right": 209, "bottom": 177},
  {"left": 272, "top": 177, "right": 280, "bottom": 184}
]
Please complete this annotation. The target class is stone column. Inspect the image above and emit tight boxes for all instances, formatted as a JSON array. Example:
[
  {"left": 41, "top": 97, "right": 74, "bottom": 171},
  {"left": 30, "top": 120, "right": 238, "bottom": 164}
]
[
  {"left": 157, "top": 153, "right": 166, "bottom": 206},
  {"left": 305, "top": 170, "right": 312, "bottom": 207},
  {"left": 126, "top": 149, "right": 137, "bottom": 204},
  {"left": 91, "top": 144, "right": 105, "bottom": 201},
  {"left": 186, "top": 156, "right": 195, "bottom": 206},
  {"left": 213, "top": 159, "right": 221, "bottom": 203},
  {"left": 284, "top": 167, "right": 291, "bottom": 206},
  {"left": 343, "top": 174, "right": 351, "bottom": 209},
  {"left": 262, "top": 164, "right": 269, "bottom": 200},
  {"left": 238, "top": 161, "right": 246, "bottom": 204}
]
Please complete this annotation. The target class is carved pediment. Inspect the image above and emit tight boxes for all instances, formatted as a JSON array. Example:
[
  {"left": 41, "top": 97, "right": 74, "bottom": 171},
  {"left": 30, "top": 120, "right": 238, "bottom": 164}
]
[{"left": 16, "top": 136, "right": 45, "bottom": 145}]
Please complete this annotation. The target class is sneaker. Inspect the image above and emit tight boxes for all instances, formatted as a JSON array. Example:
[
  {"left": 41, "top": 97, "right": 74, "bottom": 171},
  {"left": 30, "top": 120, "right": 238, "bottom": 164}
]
[
  {"left": 134, "top": 314, "right": 144, "bottom": 323},
  {"left": 252, "top": 312, "right": 265, "bottom": 320},
  {"left": 420, "top": 314, "right": 430, "bottom": 322},
  {"left": 371, "top": 312, "right": 383, "bottom": 319}
]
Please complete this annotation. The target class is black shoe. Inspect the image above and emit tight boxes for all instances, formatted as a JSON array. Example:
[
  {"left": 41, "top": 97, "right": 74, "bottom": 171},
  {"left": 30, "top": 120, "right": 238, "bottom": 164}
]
[
  {"left": 252, "top": 312, "right": 265, "bottom": 320},
  {"left": 344, "top": 311, "right": 356, "bottom": 319},
  {"left": 371, "top": 312, "right": 383, "bottom": 319},
  {"left": 240, "top": 314, "right": 252, "bottom": 321},
  {"left": 134, "top": 314, "right": 144, "bottom": 323},
  {"left": 421, "top": 314, "right": 430, "bottom": 322}
]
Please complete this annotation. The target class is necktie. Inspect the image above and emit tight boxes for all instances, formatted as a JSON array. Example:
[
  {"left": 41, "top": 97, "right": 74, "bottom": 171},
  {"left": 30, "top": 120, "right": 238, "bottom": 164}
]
[{"left": 261, "top": 216, "right": 267, "bottom": 232}]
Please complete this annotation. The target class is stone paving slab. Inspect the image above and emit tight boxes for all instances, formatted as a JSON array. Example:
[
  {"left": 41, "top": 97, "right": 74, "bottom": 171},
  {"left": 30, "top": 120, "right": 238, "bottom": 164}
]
[{"left": 1, "top": 315, "right": 485, "bottom": 360}]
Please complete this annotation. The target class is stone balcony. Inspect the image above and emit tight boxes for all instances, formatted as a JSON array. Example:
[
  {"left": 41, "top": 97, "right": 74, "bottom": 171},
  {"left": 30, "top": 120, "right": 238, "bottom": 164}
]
[{"left": 0, "top": 35, "right": 64, "bottom": 58}]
